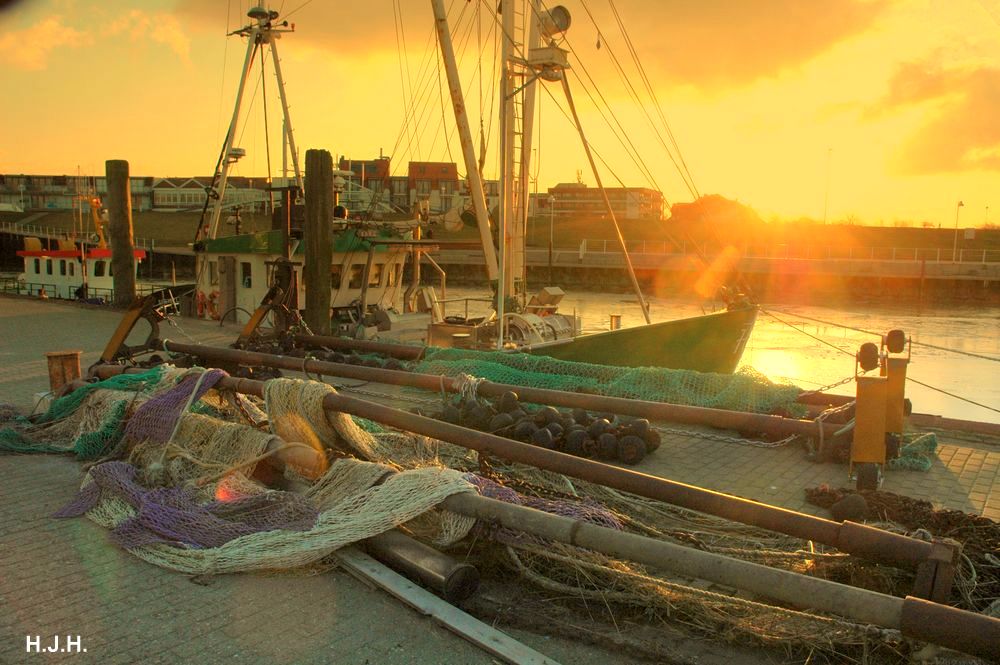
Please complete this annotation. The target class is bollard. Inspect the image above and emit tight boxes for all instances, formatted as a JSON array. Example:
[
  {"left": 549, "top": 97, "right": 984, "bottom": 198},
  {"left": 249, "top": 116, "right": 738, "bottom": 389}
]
[
  {"left": 609, "top": 313, "right": 621, "bottom": 330},
  {"left": 44, "top": 350, "right": 82, "bottom": 392}
]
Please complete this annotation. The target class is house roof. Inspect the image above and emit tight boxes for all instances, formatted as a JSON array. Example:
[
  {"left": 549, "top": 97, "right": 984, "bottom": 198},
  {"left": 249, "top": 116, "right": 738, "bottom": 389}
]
[{"left": 200, "top": 228, "right": 405, "bottom": 255}]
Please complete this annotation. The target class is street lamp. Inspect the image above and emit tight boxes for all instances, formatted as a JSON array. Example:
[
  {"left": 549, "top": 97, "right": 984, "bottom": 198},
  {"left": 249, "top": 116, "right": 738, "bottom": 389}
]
[
  {"left": 952, "top": 200, "right": 964, "bottom": 263},
  {"left": 548, "top": 195, "right": 555, "bottom": 284}
]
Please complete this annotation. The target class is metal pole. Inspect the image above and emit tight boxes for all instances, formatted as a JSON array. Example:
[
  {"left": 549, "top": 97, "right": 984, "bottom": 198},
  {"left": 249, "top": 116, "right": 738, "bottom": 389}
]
[
  {"left": 548, "top": 196, "right": 554, "bottom": 284},
  {"left": 560, "top": 76, "right": 651, "bottom": 324},
  {"left": 269, "top": 39, "right": 303, "bottom": 192},
  {"left": 91, "top": 352, "right": 935, "bottom": 568},
  {"left": 208, "top": 27, "right": 260, "bottom": 240},
  {"left": 430, "top": 0, "right": 498, "bottom": 282},
  {"left": 83, "top": 364, "right": 1000, "bottom": 659},
  {"left": 952, "top": 201, "right": 963, "bottom": 263}
]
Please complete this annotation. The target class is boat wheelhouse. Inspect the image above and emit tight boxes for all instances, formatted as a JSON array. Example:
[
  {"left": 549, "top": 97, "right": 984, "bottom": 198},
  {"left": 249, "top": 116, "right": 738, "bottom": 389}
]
[
  {"left": 194, "top": 225, "right": 427, "bottom": 337},
  {"left": 17, "top": 237, "right": 146, "bottom": 300}
]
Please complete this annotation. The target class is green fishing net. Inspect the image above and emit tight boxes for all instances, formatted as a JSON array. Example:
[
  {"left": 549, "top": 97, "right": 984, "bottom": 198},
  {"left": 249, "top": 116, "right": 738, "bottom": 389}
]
[
  {"left": 415, "top": 347, "right": 806, "bottom": 416},
  {"left": 888, "top": 432, "right": 938, "bottom": 472},
  {"left": 0, "top": 367, "right": 165, "bottom": 458}
]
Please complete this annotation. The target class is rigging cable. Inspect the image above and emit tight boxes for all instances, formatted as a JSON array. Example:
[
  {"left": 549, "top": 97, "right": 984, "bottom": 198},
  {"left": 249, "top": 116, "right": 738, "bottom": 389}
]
[
  {"left": 905, "top": 377, "right": 1000, "bottom": 415},
  {"left": 577, "top": 0, "right": 695, "bottom": 199},
  {"left": 764, "top": 309, "right": 1000, "bottom": 363},
  {"left": 534, "top": 0, "right": 663, "bottom": 191},
  {"left": 607, "top": 0, "right": 700, "bottom": 198},
  {"left": 282, "top": 0, "right": 314, "bottom": 21},
  {"left": 762, "top": 309, "right": 999, "bottom": 414},
  {"left": 393, "top": 0, "right": 421, "bottom": 164}
]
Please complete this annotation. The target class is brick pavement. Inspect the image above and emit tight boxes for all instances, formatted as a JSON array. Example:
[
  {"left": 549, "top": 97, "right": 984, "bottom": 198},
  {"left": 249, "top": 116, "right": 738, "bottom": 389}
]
[
  {"left": 1, "top": 295, "right": 998, "bottom": 664},
  {"left": 0, "top": 297, "right": 621, "bottom": 664}
]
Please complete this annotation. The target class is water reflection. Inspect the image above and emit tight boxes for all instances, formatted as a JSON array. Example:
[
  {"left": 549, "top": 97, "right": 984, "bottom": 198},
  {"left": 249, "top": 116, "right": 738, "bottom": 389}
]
[{"left": 442, "top": 288, "right": 1000, "bottom": 424}]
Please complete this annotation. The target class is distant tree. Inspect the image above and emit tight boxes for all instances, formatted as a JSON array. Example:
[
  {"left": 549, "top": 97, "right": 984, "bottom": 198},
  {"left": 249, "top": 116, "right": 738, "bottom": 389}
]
[
  {"left": 665, "top": 194, "right": 764, "bottom": 242},
  {"left": 921, "top": 221, "right": 936, "bottom": 228}
]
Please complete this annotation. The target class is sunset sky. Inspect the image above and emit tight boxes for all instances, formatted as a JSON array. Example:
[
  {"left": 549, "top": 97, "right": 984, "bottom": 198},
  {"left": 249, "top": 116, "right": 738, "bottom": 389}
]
[{"left": 1, "top": 0, "right": 997, "bottom": 226}]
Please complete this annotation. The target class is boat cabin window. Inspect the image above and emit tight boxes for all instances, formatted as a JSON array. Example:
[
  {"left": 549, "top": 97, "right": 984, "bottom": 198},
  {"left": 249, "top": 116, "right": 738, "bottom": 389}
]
[
  {"left": 59, "top": 260, "right": 66, "bottom": 276},
  {"left": 33, "top": 259, "right": 40, "bottom": 274},
  {"left": 108, "top": 263, "right": 114, "bottom": 277},
  {"left": 46, "top": 259, "right": 53, "bottom": 275},
  {"left": 241, "top": 262, "right": 252, "bottom": 289},
  {"left": 348, "top": 264, "right": 364, "bottom": 289},
  {"left": 209, "top": 260, "right": 219, "bottom": 286},
  {"left": 331, "top": 265, "right": 342, "bottom": 290},
  {"left": 69, "top": 262, "right": 74, "bottom": 277},
  {"left": 369, "top": 263, "right": 383, "bottom": 287},
  {"left": 94, "top": 261, "right": 105, "bottom": 277}
]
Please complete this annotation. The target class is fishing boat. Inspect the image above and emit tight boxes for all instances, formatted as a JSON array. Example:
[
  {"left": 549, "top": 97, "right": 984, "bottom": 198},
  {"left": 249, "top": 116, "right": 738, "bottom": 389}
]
[
  {"left": 421, "top": 0, "right": 757, "bottom": 373},
  {"left": 15, "top": 195, "right": 146, "bottom": 301},
  {"left": 193, "top": 5, "right": 756, "bottom": 374}
]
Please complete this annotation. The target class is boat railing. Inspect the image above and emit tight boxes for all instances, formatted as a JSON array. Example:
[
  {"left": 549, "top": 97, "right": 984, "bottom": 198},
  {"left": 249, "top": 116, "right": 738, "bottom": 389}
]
[
  {"left": 580, "top": 238, "right": 1000, "bottom": 264},
  {"left": 0, "top": 279, "right": 58, "bottom": 298},
  {"left": 436, "top": 296, "right": 493, "bottom": 321},
  {"left": 0, "top": 221, "right": 155, "bottom": 250},
  {"left": 0, "top": 278, "right": 163, "bottom": 303}
]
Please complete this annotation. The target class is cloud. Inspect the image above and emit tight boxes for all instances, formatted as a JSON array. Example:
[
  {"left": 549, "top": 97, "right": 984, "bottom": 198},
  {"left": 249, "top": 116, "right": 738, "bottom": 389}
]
[
  {"left": 572, "top": 0, "right": 889, "bottom": 87},
  {"left": 0, "top": 15, "right": 89, "bottom": 70},
  {"left": 879, "top": 60, "right": 1000, "bottom": 174},
  {"left": 108, "top": 9, "right": 191, "bottom": 63},
  {"left": 173, "top": 0, "right": 887, "bottom": 86}
]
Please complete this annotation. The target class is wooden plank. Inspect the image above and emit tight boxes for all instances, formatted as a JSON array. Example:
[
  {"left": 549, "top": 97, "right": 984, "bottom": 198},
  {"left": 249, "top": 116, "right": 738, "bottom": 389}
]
[{"left": 335, "top": 546, "right": 561, "bottom": 665}]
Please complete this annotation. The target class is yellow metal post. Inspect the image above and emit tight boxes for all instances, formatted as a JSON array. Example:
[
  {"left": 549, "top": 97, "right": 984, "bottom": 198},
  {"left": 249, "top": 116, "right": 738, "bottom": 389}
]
[
  {"left": 884, "top": 357, "right": 908, "bottom": 435},
  {"left": 853, "top": 376, "right": 888, "bottom": 466}
]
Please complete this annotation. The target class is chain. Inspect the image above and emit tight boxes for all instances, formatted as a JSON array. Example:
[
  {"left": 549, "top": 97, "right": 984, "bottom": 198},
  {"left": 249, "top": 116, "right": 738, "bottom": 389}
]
[
  {"left": 798, "top": 374, "right": 856, "bottom": 398},
  {"left": 164, "top": 316, "right": 203, "bottom": 345}
]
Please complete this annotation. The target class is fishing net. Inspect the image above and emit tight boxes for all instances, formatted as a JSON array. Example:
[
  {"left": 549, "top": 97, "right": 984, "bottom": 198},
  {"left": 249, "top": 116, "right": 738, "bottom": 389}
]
[
  {"left": 62, "top": 457, "right": 475, "bottom": 575},
  {"left": 0, "top": 367, "right": 172, "bottom": 458},
  {"left": 414, "top": 348, "right": 805, "bottom": 416},
  {"left": 887, "top": 432, "right": 938, "bottom": 472},
  {"left": 806, "top": 485, "right": 1000, "bottom": 614},
  {"left": 38, "top": 366, "right": 961, "bottom": 660}
]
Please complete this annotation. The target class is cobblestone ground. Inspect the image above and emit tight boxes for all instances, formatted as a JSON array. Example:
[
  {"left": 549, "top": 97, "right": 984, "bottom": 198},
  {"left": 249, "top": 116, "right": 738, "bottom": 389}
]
[
  {"left": 1, "top": 295, "right": 997, "bottom": 664},
  {"left": 0, "top": 297, "right": 617, "bottom": 665}
]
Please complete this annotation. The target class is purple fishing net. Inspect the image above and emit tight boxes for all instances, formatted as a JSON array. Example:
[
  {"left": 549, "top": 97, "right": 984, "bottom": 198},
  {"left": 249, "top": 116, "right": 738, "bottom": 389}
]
[
  {"left": 464, "top": 474, "right": 623, "bottom": 545},
  {"left": 124, "top": 369, "right": 229, "bottom": 443},
  {"left": 54, "top": 461, "right": 318, "bottom": 550}
]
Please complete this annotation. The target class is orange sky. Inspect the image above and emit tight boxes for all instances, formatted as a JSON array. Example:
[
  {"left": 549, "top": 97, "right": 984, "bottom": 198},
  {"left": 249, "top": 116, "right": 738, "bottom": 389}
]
[{"left": 1, "top": 0, "right": 997, "bottom": 226}]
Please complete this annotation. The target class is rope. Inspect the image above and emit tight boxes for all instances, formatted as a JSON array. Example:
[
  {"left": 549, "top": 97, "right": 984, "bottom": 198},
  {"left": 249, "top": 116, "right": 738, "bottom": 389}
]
[
  {"left": 766, "top": 308, "right": 1000, "bottom": 363},
  {"left": 905, "top": 376, "right": 1000, "bottom": 415},
  {"left": 760, "top": 308, "right": 857, "bottom": 357},
  {"left": 166, "top": 368, "right": 211, "bottom": 446},
  {"left": 453, "top": 373, "right": 485, "bottom": 403}
]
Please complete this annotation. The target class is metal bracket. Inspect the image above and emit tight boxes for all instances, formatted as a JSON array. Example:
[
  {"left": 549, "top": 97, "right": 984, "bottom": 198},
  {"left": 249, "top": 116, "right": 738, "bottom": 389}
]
[
  {"left": 911, "top": 540, "right": 957, "bottom": 603},
  {"left": 98, "top": 292, "right": 169, "bottom": 364}
]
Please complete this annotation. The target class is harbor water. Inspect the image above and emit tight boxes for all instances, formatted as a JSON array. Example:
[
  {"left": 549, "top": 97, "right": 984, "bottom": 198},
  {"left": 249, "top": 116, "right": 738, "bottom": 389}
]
[{"left": 440, "top": 287, "right": 1000, "bottom": 425}]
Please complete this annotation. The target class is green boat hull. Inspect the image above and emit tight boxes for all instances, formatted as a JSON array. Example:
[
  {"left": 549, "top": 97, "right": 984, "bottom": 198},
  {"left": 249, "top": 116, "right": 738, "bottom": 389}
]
[{"left": 522, "top": 306, "right": 758, "bottom": 374}]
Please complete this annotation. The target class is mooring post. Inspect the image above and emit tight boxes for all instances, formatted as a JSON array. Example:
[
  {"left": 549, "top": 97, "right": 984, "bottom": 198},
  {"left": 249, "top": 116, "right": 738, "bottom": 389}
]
[
  {"left": 105, "top": 159, "right": 136, "bottom": 308},
  {"left": 304, "top": 149, "right": 333, "bottom": 334}
]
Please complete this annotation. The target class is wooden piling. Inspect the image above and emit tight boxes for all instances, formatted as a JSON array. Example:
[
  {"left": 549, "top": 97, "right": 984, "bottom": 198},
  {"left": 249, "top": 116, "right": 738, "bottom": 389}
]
[
  {"left": 105, "top": 159, "right": 136, "bottom": 307},
  {"left": 304, "top": 149, "right": 333, "bottom": 334}
]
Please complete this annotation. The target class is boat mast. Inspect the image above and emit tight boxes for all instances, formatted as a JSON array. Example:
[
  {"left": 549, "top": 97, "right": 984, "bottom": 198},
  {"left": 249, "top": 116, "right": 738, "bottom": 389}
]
[
  {"left": 207, "top": 6, "right": 298, "bottom": 240},
  {"left": 430, "top": 0, "right": 498, "bottom": 283}
]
